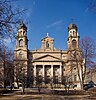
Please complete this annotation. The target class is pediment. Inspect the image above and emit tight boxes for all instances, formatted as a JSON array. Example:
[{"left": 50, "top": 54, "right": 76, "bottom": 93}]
[{"left": 33, "top": 55, "right": 63, "bottom": 62}]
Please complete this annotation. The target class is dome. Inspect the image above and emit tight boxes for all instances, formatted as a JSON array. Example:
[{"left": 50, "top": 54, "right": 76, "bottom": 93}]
[
  {"left": 18, "top": 22, "right": 27, "bottom": 31},
  {"left": 68, "top": 23, "right": 78, "bottom": 32}
]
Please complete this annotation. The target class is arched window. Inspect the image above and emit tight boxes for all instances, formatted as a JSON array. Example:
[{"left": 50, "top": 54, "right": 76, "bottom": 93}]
[
  {"left": 19, "top": 52, "right": 23, "bottom": 59},
  {"left": 73, "top": 31, "right": 77, "bottom": 36},
  {"left": 73, "top": 31, "right": 75, "bottom": 36},
  {"left": 72, "top": 39, "right": 76, "bottom": 48},
  {"left": 19, "top": 39, "right": 23, "bottom": 47},
  {"left": 46, "top": 41, "right": 49, "bottom": 48}
]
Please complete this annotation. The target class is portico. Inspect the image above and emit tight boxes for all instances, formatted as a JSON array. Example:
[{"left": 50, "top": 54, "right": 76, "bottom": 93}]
[{"left": 33, "top": 61, "right": 63, "bottom": 87}]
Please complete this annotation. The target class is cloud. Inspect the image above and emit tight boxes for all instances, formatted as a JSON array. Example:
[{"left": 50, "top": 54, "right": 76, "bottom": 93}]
[{"left": 46, "top": 20, "right": 63, "bottom": 28}]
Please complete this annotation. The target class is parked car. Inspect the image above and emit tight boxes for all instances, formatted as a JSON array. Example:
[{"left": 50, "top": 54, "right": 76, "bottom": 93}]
[
  {"left": 84, "top": 81, "right": 96, "bottom": 90},
  {"left": 6, "top": 86, "right": 12, "bottom": 90}
]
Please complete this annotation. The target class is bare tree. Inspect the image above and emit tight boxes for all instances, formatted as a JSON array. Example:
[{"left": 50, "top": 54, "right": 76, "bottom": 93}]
[
  {"left": 80, "top": 37, "right": 96, "bottom": 89},
  {"left": 62, "top": 76, "right": 74, "bottom": 92},
  {"left": 35, "top": 76, "right": 42, "bottom": 93},
  {"left": 88, "top": 0, "right": 96, "bottom": 12},
  {"left": 0, "top": 44, "right": 14, "bottom": 88},
  {"left": 0, "top": 0, "right": 26, "bottom": 41},
  {"left": 14, "top": 60, "right": 27, "bottom": 93},
  {"left": 80, "top": 37, "right": 96, "bottom": 68},
  {"left": 69, "top": 49, "right": 85, "bottom": 90}
]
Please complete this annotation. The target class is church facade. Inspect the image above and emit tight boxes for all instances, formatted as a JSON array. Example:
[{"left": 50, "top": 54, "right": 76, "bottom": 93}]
[{"left": 14, "top": 23, "right": 85, "bottom": 90}]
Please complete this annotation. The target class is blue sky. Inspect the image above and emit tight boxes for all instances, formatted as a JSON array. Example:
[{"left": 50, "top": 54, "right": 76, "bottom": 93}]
[{"left": 11, "top": 0, "right": 96, "bottom": 50}]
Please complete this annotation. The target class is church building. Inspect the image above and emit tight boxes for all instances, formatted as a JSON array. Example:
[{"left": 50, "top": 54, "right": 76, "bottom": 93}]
[{"left": 14, "top": 23, "right": 85, "bottom": 90}]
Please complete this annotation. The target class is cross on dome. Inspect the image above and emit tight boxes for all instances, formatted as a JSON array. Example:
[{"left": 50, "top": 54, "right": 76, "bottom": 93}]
[{"left": 47, "top": 33, "right": 49, "bottom": 37}]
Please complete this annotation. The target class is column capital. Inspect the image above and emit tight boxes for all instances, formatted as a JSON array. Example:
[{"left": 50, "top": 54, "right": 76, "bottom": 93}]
[
  {"left": 43, "top": 65, "right": 45, "bottom": 67},
  {"left": 33, "top": 64, "right": 36, "bottom": 67}
]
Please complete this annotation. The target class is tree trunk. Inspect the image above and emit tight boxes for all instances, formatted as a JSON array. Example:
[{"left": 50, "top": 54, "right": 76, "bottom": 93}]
[
  {"left": 3, "top": 60, "right": 6, "bottom": 88},
  {"left": 22, "top": 84, "right": 25, "bottom": 94}
]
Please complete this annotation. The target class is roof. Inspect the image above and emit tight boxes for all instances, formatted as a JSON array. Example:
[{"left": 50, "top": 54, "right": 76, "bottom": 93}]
[
  {"left": 33, "top": 54, "right": 63, "bottom": 62},
  {"left": 68, "top": 23, "right": 78, "bottom": 32},
  {"left": 18, "top": 22, "right": 27, "bottom": 30}
]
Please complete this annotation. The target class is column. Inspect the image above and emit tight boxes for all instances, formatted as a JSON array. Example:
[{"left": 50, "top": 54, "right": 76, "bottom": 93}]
[
  {"left": 51, "top": 65, "right": 53, "bottom": 83},
  {"left": 59, "top": 65, "right": 62, "bottom": 83},
  {"left": 42, "top": 65, "right": 45, "bottom": 85},
  {"left": 33, "top": 65, "right": 36, "bottom": 86}
]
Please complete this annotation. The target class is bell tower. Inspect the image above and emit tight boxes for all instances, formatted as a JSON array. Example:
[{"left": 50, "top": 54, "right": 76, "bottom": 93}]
[
  {"left": 14, "top": 22, "right": 28, "bottom": 60},
  {"left": 14, "top": 22, "right": 29, "bottom": 87},
  {"left": 66, "top": 23, "right": 84, "bottom": 90},
  {"left": 16, "top": 22, "right": 28, "bottom": 49},
  {"left": 67, "top": 23, "right": 80, "bottom": 50},
  {"left": 14, "top": 22, "right": 28, "bottom": 62}
]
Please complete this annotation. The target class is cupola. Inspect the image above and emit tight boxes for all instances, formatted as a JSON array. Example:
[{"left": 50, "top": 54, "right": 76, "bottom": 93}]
[{"left": 68, "top": 23, "right": 78, "bottom": 32}]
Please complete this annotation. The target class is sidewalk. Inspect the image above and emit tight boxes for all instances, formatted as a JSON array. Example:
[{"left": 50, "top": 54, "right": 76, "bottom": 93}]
[{"left": 0, "top": 88, "right": 96, "bottom": 100}]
